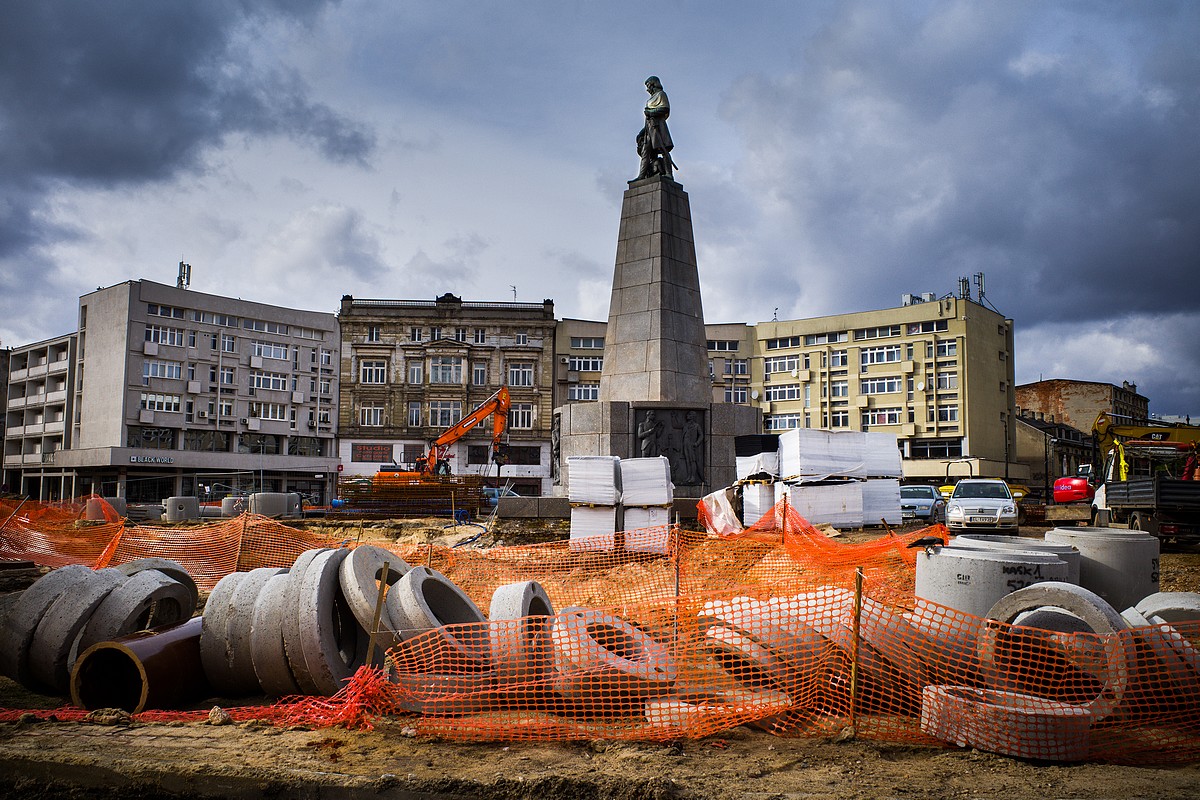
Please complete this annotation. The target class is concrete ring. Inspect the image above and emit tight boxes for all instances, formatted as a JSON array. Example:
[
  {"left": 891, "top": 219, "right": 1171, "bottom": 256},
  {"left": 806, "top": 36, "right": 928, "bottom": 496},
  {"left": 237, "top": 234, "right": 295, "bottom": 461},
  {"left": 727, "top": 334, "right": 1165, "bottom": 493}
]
[
  {"left": 225, "top": 567, "right": 288, "bottom": 695},
  {"left": 80, "top": 569, "right": 197, "bottom": 650},
  {"left": 550, "top": 607, "right": 675, "bottom": 701},
  {"left": 392, "top": 671, "right": 496, "bottom": 716},
  {"left": 388, "top": 566, "right": 489, "bottom": 671},
  {"left": 0, "top": 564, "right": 94, "bottom": 686},
  {"left": 114, "top": 558, "right": 198, "bottom": 614},
  {"left": 250, "top": 572, "right": 303, "bottom": 697},
  {"left": 338, "top": 545, "right": 409, "bottom": 633},
  {"left": 199, "top": 571, "right": 247, "bottom": 695},
  {"left": 920, "top": 684, "right": 1092, "bottom": 761},
  {"left": 298, "top": 548, "right": 369, "bottom": 696},
  {"left": 980, "top": 581, "right": 1131, "bottom": 720},
  {"left": 281, "top": 548, "right": 331, "bottom": 695},
  {"left": 702, "top": 596, "right": 828, "bottom": 696},
  {"left": 488, "top": 581, "right": 554, "bottom": 685},
  {"left": 1121, "top": 606, "right": 1200, "bottom": 686},
  {"left": 28, "top": 567, "right": 126, "bottom": 694},
  {"left": 644, "top": 688, "right": 791, "bottom": 731},
  {"left": 1134, "top": 592, "right": 1200, "bottom": 625}
]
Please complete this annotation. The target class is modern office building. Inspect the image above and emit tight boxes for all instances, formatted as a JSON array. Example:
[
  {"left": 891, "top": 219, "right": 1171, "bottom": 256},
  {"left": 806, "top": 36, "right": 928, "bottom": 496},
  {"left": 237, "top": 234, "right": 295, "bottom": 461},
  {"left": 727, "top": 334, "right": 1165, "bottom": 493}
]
[
  {"left": 337, "top": 293, "right": 556, "bottom": 496},
  {"left": 11, "top": 278, "right": 342, "bottom": 503}
]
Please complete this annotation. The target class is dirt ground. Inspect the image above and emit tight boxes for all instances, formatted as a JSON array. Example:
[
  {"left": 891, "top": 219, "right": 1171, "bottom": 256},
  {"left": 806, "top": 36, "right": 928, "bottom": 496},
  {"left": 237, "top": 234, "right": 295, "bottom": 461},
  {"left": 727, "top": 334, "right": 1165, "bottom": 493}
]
[{"left": 3, "top": 520, "right": 1200, "bottom": 799}]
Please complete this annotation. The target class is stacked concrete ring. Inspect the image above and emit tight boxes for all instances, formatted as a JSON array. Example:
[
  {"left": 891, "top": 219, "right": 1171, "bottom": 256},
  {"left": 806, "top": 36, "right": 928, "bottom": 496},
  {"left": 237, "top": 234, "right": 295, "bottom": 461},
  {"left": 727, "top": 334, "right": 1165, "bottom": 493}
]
[
  {"left": 0, "top": 565, "right": 94, "bottom": 686},
  {"left": 298, "top": 548, "right": 366, "bottom": 696},
  {"left": 79, "top": 568, "right": 196, "bottom": 650},
  {"left": 281, "top": 548, "right": 331, "bottom": 695},
  {"left": 388, "top": 566, "right": 490, "bottom": 672},
  {"left": 550, "top": 607, "right": 676, "bottom": 702},
  {"left": 27, "top": 567, "right": 126, "bottom": 693},
  {"left": 249, "top": 572, "right": 304, "bottom": 697},
  {"left": 338, "top": 544, "right": 410, "bottom": 635},
  {"left": 199, "top": 572, "right": 248, "bottom": 696},
  {"left": 489, "top": 580, "right": 554, "bottom": 685},
  {"left": 225, "top": 567, "right": 288, "bottom": 695},
  {"left": 114, "top": 557, "right": 198, "bottom": 614}
]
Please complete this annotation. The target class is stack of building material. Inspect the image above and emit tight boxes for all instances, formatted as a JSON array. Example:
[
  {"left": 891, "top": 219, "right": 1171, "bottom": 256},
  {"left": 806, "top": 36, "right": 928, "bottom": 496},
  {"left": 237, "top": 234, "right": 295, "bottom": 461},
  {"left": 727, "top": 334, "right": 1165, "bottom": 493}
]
[
  {"left": 778, "top": 429, "right": 866, "bottom": 482},
  {"left": 567, "top": 456, "right": 621, "bottom": 552},
  {"left": 620, "top": 457, "right": 674, "bottom": 555},
  {"left": 735, "top": 434, "right": 781, "bottom": 481},
  {"left": 863, "top": 432, "right": 903, "bottom": 479},
  {"left": 776, "top": 481, "right": 865, "bottom": 530},
  {"left": 862, "top": 478, "right": 902, "bottom": 526}
]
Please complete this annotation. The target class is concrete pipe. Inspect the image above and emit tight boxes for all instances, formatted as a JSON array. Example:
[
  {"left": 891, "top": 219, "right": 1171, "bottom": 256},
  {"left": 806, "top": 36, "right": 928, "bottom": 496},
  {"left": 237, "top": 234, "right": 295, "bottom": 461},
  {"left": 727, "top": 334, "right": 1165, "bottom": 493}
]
[
  {"left": 27, "top": 567, "right": 126, "bottom": 693},
  {"left": 115, "top": 558, "right": 198, "bottom": 614},
  {"left": 249, "top": 572, "right": 303, "bottom": 697},
  {"left": 1120, "top": 605, "right": 1200, "bottom": 690},
  {"left": 221, "top": 496, "right": 247, "bottom": 517},
  {"left": 79, "top": 568, "right": 197, "bottom": 650},
  {"left": 199, "top": 571, "right": 247, "bottom": 696},
  {"left": 71, "top": 617, "right": 209, "bottom": 713},
  {"left": 980, "top": 581, "right": 1132, "bottom": 720},
  {"left": 392, "top": 671, "right": 497, "bottom": 716},
  {"left": 339, "top": 545, "right": 410, "bottom": 633},
  {"left": 281, "top": 548, "right": 332, "bottom": 695},
  {"left": 388, "top": 566, "right": 490, "bottom": 671},
  {"left": 103, "top": 497, "right": 128, "bottom": 517},
  {"left": 225, "top": 567, "right": 288, "bottom": 695},
  {"left": 249, "top": 492, "right": 290, "bottom": 517},
  {"left": 297, "top": 548, "right": 370, "bottom": 696},
  {"left": 644, "top": 689, "right": 791, "bottom": 731},
  {"left": 950, "top": 534, "right": 1082, "bottom": 585},
  {"left": 920, "top": 684, "right": 1092, "bottom": 761},
  {"left": 916, "top": 546, "right": 1070, "bottom": 619},
  {"left": 164, "top": 496, "right": 200, "bottom": 522},
  {"left": 701, "top": 596, "right": 828, "bottom": 697},
  {"left": 489, "top": 581, "right": 554, "bottom": 685},
  {"left": 550, "top": 607, "right": 675, "bottom": 702},
  {"left": 0, "top": 564, "right": 94, "bottom": 686},
  {"left": 1044, "top": 527, "right": 1160, "bottom": 611},
  {"left": 1134, "top": 591, "right": 1200, "bottom": 625}
]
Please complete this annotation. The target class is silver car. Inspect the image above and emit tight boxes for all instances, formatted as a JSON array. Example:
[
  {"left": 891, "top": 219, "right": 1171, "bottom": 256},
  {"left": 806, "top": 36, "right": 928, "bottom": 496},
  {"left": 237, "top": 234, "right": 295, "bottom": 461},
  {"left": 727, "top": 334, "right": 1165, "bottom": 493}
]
[
  {"left": 900, "top": 484, "right": 946, "bottom": 524},
  {"left": 945, "top": 479, "right": 1019, "bottom": 533}
]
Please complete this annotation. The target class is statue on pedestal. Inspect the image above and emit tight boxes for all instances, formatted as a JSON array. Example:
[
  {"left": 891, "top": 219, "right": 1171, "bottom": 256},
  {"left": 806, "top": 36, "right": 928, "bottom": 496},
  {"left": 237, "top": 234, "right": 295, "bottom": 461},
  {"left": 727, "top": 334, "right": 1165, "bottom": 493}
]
[{"left": 636, "top": 76, "right": 675, "bottom": 180}]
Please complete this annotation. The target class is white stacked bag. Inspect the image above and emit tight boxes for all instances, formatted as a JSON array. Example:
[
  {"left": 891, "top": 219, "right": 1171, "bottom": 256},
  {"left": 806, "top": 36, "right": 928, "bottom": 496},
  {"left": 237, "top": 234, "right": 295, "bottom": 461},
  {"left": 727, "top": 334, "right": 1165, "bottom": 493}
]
[
  {"left": 620, "top": 457, "right": 674, "bottom": 555},
  {"left": 566, "top": 456, "right": 675, "bottom": 554},
  {"left": 776, "top": 481, "right": 865, "bottom": 530},
  {"left": 772, "top": 429, "right": 902, "bottom": 529},
  {"left": 567, "top": 456, "right": 622, "bottom": 552}
]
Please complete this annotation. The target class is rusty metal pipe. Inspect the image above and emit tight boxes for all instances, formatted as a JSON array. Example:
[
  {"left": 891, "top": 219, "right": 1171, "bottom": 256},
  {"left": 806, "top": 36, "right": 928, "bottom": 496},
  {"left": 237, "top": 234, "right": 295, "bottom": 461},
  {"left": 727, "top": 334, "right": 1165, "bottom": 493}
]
[{"left": 70, "top": 616, "right": 211, "bottom": 713}]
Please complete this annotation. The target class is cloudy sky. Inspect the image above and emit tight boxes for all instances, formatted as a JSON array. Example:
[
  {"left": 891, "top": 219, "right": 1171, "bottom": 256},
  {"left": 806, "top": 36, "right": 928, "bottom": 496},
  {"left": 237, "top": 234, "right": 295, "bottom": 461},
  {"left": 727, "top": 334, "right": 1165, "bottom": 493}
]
[{"left": 2, "top": 1, "right": 1197, "bottom": 416}]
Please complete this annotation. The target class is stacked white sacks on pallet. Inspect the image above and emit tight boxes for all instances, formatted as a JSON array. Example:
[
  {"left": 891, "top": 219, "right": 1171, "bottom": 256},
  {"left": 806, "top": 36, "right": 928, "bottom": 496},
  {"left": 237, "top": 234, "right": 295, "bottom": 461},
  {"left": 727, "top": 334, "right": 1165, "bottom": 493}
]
[
  {"left": 735, "top": 434, "right": 780, "bottom": 526},
  {"left": 772, "top": 428, "right": 903, "bottom": 529},
  {"left": 620, "top": 456, "right": 674, "bottom": 555},
  {"left": 566, "top": 456, "right": 622, "bottom": 552}
]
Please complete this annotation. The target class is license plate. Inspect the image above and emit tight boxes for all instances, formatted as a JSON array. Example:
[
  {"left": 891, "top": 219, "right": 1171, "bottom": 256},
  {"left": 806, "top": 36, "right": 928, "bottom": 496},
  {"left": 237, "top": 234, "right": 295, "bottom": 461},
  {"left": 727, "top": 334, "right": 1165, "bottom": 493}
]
[
  {"left": 969, "top": 516, "right": 994, "bottom": 523},
  {"left": 901, "top": 512, "right": 916, "bottom": 519}
]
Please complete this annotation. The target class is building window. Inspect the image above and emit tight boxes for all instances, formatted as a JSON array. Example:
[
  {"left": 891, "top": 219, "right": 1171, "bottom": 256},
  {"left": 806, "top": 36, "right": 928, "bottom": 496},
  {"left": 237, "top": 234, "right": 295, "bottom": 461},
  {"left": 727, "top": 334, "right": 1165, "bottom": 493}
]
[
  {"left": 570, "top": 336, "right": 604, "bottom": 349},
  {"left": 249, "top": 402, "right": 288, "bottom": 420},
  {"left": 472, "top": 362, "right": 487, "bottom": 386},
  {"left": 408, "top": 401, "right": 422, "bottom": 427},
  {"left": 510, "top": 403, "right": 534, "bottom": 429},
  {"left": 455, "top": 327, "right": 467, "bottom": 342},
  {"left": 145, "top": 325, "right": 184, "bottom": 346},
  {"left": 936, "top": 405, "right": 959, "bottom": 423},
  {"left": 936, "top": 372, "right": 958, "bottom": 391},
  {"left": 429, "top": 400, "right": 461, "bottom": 427},
  {"left": 320, "top": 349, "right": 333, "bottom": 366},
  {"left": 140, "top": 393, "right": 181, "bottom": 412},
  {"left": 830, "top": 410, "right": 850, "bottom": 428},
  {"left": 360, "top": 405, "right": 384, "bottom": 426},
  {"left": 707, "top": 340, "right": 739, "bottom": 352},
  {"left": 764, "top": 355, "right": 799, "bottom": 375},
  {"left": 243, "top": 319, "right": 288, "bottom": 335},
  {"left": 430, "top": 327, "right": 442, "bottom": 341},
  {"left": 802, "top": 331, "right": 848, "bottom": 346},
  {"left": 830, "top": 350, "right": 848, "bottom": 367},
  {"left": 408, "top": 362, "right": 423, "bottom": 384},
  {"left": 862, "top": 407, "right": 902, "bottom": 426},
  {"left": 366, "top": 325, "right": 381, "bottom": 342},
  {"left": 910, "top": 439, "right": 963, "bottom": 459},
  {"left": 766, "top": 335, "right": 803, "bottom": 350},
  {"left": 854, "top": 324, "right": 901, "bottom": 340},
  {"left": 474, "top": 328, "right": 486, "bottom": 344},
  {"left": 724, "top": 385, "right": 748, "bottom": 404},
  {"left": 860, "top": 345, "right": 902, "bottom": 367},
  {"left": 251, "top": 371, "right": 287, "bottom": 391},
  {"left": 830, "top": 380, "right": 849, "bottom": 398},
  {"left": 764, "top": 414, "right": 803, "bottom": 431},
  {"left": 508, "top": 361, "right": 534, "bottom": 387},
  {"left": 410, "top": 327, "right": 423, "bottom": 342},
  {"left": 935, "top": 340, "right": 957, "bottom": 358},
  {"left": 252, "top": 340, "right": 287, "bottom": 360},
  {"left": 907, "top": 320, "right": 948, "bottom": 334},
  {"left": 568, "top": 356, "right": 603, "bottom": 372},
  {"left": 729, "top": 358, "right": 748, "bottom": 375},
  {"left": 220, "top": 333, "right": 236, "bottom": 353},
  {"left": 515, "top": 331, "right": 528, "bottom": 345},
  {"left": 220, "top": 366, "right": 236, "bottom": 386},
  {"left": 764, "top": 384, "right": 802, "bottom": 401},
  {"left": 568, "top": 383, "right": 599, "bottom": 401},
  {"left": 360, "top": 360, "right": 387, "bottom": 385},
  {"left": 430, "top": 356, "right": 463, "bottom": 384},
  {"left": 861, "top": 376, "right": 902, "bottom": 394},
  {"left": 142, "top": 360, "right": 182, "bottom": 383},
  {"left": 187, "top": 330, "right": 196, "bottom": 348},
  {"left": 147, "top": 303, "right": 185, "bottom": 319}
]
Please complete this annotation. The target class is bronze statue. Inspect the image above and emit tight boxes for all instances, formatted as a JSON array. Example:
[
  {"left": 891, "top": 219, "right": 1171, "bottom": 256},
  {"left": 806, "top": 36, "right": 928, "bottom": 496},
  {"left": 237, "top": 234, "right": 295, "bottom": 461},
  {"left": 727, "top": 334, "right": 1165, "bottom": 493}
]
[{"left": 636, "top": 76, "right": 675, "bottom": 180}]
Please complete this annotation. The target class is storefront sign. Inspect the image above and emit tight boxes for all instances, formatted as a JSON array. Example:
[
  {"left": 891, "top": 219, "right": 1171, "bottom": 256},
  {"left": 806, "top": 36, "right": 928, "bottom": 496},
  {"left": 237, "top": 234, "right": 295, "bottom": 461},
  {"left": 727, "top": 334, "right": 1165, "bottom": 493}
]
[
  {"left": 130, "top": 455, "right": 175, "bottom": 464},
  {"left": 351, "top": 443, "right": 393, "bottom": 463}
]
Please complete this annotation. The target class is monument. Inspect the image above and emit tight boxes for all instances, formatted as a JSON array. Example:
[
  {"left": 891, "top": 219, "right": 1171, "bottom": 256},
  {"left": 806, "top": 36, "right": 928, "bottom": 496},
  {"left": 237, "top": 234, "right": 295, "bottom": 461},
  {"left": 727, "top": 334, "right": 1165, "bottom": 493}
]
[{"left": 554, "top": 77, "right": 761, "bottom": 495}]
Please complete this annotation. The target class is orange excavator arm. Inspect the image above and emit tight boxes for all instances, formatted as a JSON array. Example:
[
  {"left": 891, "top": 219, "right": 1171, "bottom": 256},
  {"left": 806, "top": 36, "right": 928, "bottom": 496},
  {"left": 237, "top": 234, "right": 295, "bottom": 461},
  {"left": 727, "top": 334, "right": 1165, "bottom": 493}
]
[{"left": 423, "top": 387, "right": 511, "bottom": 473}]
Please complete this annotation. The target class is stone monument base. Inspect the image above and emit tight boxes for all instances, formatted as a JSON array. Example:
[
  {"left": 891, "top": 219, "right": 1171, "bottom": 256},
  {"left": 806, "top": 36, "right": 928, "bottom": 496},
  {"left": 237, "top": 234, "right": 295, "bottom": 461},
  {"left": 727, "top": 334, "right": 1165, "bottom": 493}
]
[{"left": 554, "top": 401, "right": 761, "bottom": 497}]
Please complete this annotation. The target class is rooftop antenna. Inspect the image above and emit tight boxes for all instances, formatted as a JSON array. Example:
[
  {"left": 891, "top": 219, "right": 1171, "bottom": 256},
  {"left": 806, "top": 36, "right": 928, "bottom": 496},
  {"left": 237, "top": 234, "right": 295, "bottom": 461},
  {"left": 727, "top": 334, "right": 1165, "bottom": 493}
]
[
  {"left": 773, "top": 307, "right": 779, "bottom": 322},
  {"left": 973, "top": 272, "right": 986, "bottom": 303},
  {"left": 177, "top": 260, "right": 192, "bottom": 290},
  {"left": 510, "top": 285, "right": 517, "bottom": 301},
  {"left": 958, "top": 277, "right": 971, "bottom": 300}
]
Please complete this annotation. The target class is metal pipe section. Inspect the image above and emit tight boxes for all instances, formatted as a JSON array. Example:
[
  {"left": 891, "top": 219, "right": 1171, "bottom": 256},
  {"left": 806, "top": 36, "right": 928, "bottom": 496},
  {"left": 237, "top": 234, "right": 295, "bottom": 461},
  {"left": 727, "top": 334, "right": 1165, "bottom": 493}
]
[{"left": 70, "top": 616, "right": 210, "bottom": 713}]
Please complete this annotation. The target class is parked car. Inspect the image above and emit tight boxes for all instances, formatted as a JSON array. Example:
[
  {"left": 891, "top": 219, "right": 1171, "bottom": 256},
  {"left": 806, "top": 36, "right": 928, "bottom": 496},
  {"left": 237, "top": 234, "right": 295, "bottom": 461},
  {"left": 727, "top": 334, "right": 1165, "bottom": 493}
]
[
  {"left": 945, "top": 478, "right": 1019, "bottom": 533},
  {"left": 482, "top": 486, "right": 519, "bottom": 508},
  {"left": 899, "top": 484, "right": 946, "bottom": 524}
]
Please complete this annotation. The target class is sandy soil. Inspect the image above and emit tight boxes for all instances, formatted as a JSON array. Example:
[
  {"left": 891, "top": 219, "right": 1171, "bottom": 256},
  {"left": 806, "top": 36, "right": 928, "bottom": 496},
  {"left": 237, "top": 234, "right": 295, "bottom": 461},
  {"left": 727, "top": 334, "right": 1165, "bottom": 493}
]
[{"left": 3, "top": 521, "right": 1200, "bottom": 799}]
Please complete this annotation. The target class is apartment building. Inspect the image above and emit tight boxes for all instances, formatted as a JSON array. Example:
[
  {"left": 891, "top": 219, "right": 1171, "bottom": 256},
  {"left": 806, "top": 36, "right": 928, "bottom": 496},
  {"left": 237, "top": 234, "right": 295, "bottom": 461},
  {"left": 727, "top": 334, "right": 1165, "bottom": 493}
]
[
  {"left": 1016, "top": 379, "right": 1150, "bottom": 431},
  {"left": 338, "top": 293, "right": 556, "bottom": 496},
  {"left": 557, "top": 288, "right": 1022, "bottom": 482},
  {"left": 22, "top": 279, "right": 342, "bottom": 503},
  {"left": 3, "top": 334, "right": 77, "bottom": 499}
]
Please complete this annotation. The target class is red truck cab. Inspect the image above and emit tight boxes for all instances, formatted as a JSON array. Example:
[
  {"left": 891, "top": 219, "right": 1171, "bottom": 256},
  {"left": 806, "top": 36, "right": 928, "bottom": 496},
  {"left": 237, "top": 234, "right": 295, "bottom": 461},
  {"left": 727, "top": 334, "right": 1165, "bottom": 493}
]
[{"left": 1053, "top": 476, "right": 1095, "bottom": 504}]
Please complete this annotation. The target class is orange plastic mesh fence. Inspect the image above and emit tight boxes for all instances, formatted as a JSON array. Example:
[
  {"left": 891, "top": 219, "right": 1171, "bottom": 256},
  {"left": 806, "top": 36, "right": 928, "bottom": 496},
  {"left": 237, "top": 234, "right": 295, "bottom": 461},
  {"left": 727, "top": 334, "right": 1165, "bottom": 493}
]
[{"left": 3, "top": 497, "right": 1200, "bottom": 764}]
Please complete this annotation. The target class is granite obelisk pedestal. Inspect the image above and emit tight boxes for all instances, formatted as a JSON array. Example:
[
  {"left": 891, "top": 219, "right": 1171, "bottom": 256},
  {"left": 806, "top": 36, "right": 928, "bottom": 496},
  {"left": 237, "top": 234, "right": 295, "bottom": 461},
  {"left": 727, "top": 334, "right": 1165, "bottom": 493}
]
[{"left": 555, "top": 176, "right": 760, "bottom": 495}]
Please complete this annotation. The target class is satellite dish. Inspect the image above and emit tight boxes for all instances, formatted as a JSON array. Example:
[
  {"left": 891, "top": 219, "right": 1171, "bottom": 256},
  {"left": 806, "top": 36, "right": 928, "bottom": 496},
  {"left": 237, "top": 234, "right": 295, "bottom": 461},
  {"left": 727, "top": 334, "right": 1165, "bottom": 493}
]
[
  {"left": 791, "top": 368, "right": 799, "bottom": 377},
  {"left": 750, "top": 389, "right": 760, "bottom": 400},
  {"left": 916, "top": 381, "right": 925, "bottom": 391}
]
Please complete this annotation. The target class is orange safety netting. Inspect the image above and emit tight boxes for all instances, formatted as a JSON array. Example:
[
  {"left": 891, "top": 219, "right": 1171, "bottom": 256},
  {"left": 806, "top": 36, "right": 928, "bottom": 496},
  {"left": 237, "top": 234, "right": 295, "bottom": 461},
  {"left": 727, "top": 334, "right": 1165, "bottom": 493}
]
[{"left": 3, "top": 495, "right": 1200, "bottom": 765}]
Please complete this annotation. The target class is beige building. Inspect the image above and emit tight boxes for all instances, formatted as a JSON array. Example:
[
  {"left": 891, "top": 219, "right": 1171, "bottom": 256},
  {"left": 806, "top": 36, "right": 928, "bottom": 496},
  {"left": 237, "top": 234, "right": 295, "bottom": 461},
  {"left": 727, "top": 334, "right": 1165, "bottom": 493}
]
[
  {"left": 16, "top": 279, "right": 342, "bottom": 503},
  {"left": 1016, "top": 378, "right": 1149, "bottom": 431},
  {"left": 338, "top": 294, "right": 556, "bottom": 496}
]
